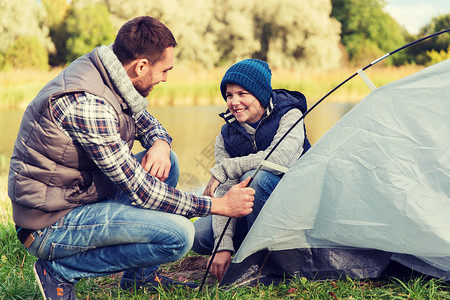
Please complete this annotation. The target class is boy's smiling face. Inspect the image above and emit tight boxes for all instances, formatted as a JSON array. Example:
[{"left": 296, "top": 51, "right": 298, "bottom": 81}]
[{"left": 226, "top": 83, "right": 265, "bottom": 124}]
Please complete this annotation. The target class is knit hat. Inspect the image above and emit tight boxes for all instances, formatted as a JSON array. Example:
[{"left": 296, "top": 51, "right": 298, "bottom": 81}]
[{"left": 220, "top": 59, "right": 272, "bottom": 107}]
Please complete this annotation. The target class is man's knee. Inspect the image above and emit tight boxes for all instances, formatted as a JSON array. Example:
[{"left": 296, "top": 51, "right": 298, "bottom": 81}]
[{"left": 171, "top": 217, "right": 195, "bottom": 259}]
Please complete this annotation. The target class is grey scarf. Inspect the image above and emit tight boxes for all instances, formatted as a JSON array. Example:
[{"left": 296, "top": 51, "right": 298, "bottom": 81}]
[{"left": 97, "top": 45, "right": 148, "bottom": 113}]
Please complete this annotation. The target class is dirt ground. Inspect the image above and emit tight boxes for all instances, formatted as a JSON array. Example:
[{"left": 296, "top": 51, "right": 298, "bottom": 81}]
[
  {"left": 96, "top": 255, "right": 217, "bottom": 291},
  {"left": 160, "top": 255, "right": 218, "bottom": 288}
]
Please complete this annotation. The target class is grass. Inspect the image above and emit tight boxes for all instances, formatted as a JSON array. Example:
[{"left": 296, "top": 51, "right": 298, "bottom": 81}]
[
  {"left": 0, "top": 64, "right": 424, "bottom": 109},
  {"left": 1, "top": 221, "right": 450, "bottom": 300},
  {"left": 0, "top": 68, "right": 63, "bottom": 109}
]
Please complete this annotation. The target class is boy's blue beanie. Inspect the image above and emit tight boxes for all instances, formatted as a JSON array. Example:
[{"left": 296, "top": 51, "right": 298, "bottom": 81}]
[{"left": 220, "top": 59, "right": 272, "bottom": 107}]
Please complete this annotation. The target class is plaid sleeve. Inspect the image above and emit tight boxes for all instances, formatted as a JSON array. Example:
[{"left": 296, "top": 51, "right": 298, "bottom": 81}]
[
  {"left": 54, "top": 92, "right": 211, "bottom": 218},
  {"left": 134, "top": 109, "right": 172, "bottom": 149}
]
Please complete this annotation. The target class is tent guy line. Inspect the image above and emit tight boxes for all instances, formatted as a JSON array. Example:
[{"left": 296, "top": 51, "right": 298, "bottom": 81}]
[{"left": 199, "top": 27, "right": 450, "bottom": 291}]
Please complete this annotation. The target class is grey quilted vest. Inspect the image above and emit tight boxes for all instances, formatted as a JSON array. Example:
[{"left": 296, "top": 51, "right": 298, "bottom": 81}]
[{"left": 8, "top": 48, "right": 135, "bottom": 230}]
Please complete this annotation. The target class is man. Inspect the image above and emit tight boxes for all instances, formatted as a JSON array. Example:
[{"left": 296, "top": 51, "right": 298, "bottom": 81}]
[{"left": 8, "top": 16, "right": 254, "bottom": 299}]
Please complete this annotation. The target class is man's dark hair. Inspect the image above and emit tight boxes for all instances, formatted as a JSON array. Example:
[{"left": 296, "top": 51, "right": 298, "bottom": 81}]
[{"left": 113, "top": 16, "right": 177, "bottom": 65}]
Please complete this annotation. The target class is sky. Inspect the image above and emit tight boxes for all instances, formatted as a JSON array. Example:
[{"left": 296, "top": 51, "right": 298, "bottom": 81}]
[{"left": 385, "top": 0, "right": 450, "bottom": 34}]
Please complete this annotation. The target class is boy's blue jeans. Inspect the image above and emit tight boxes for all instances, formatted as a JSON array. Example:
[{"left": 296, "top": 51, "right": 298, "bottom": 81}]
[
  {"left": 191, "top": 169, "right": 281, "bottom": 255},
  {"left": 25, "top": 151, "right": 193, "bottom": 284}
]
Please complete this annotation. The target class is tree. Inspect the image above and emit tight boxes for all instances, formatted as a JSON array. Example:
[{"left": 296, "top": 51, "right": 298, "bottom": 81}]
[
  {"left": 409, "top": 14, "right": 450, "bottom": 65},
  {"left": 157, "top": 0, "right": 219, "bottom": 68},
  {"left": 97, "top": 0, "right": 342, "bottom": 69},
  {"left": 42, "top": 0, "right": 71, "bottom": 66},
  {"left": 64, "top": 3, "right": 116, "bottom": 63},
  {"left": 331, "top": 0, "right": 407, "bottom": 66},
  {"left": 105, "top": 0, "right": 219, "bottom": 68},
  {"left": 254, "top": 0, "right": 342, "bottom": 69},
  {"left": 1, "top": 36, "right": 49, "bottom": 70},
  {"left": 211, "top": 0, "right": 261, "bottom": 64},
  {"left": 212, "top": 0, "right": 342, "bottom": 69},
  {"left": 0, "top": 0, "right": 54, "bottom": 70},
  {"left": 0, "top": 0, "right": 344, "bottom": 70}
]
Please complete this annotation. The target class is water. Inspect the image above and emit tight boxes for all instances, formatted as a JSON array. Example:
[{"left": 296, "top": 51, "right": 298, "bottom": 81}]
[
  {"left": 0, "top": 102, "right": 353, "bottom": 190},
  {"left": 0, "top": 109, "right": 24, "bottom": 158}
]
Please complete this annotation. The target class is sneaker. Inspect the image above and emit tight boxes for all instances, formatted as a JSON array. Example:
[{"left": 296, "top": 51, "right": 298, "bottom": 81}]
[
  {"left": 120, "top": 269, "right": 198, "bottom": 292},
  {"left": 33, "top": 259, "right": 76, "bottom": 300}
]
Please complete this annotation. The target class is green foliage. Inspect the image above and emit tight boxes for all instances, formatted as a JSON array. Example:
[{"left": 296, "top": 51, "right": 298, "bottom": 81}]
[
  {"left": 0, "top": 0, "right": 448, "bottom": 70},
  {"left": 0, "top": 0, "right": 54, "bottom": 53},
  {"left": 211, "top": 0, "right": 261, "bottom": 65},
  {"left": 251, "top": 0, "right": 342, "bottom": 69},
  {"left": 426, "top": 46, "right": 450, "bottom": 66},
  {"left": 409, "top": 14, "right": 450, "bottom": 65},
  {"left": 208, "top": 0, "right": 342, "bottom": 69},
  {"left": 154, "top": 0, "right": 220, "bottom": 68},
  {"left": 331, "top": 0, "right": 407, "bottom": 66},
  {"left": 0, "top": 0, "right": 54, "bottom": 71},
  {"left": 0, "top": 155, "right": 9, "bottom": 176},
  {"left": 0, "top": 36, "right": 49, "bottom": 71},
  {"left": 419, "top": 14, "right": 450, "bottom": 40},
  {"left": 91, "top": 0, "right": 342, "bottom": 69},
  {"left": 64, "top": 4, "right": 116, "bottom": 62},
  {"left": 42, "top": 0, "right": 71, "bottom": 66},
  {"left": 345, "top": 38, "right": 385, "bottom": 65}
]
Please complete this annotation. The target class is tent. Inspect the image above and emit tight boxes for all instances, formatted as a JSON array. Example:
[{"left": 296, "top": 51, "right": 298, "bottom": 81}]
[{"left": 219, "top": 58, "right": 450, "bottom": 287}]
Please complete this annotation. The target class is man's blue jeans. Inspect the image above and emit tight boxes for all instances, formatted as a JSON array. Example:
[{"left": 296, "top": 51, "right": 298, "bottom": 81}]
[
  {"left": 25, "top": 151, "right": 193, "bottom": 284},
  {"left": 191, "top": 169, "right": 281, "bottom": 255}
]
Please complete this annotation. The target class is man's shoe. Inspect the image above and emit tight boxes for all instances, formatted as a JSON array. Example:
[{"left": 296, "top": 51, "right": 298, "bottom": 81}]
[
  {"left": 33, "top": 259, "right": 76, "bottom": 300},
  {"left": 120, "top": 269, "right": 198, "bottom": 292}
]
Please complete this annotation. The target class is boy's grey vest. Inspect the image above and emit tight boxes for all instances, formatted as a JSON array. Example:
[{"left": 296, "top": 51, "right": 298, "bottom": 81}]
[{"left": 8, "top": 48, "right": 135, "bottom": 230}]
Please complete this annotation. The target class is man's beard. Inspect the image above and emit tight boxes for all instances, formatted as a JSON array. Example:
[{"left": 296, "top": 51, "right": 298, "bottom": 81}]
[{"left": 134, "top": 83, "right": 152, "bottom": 98}]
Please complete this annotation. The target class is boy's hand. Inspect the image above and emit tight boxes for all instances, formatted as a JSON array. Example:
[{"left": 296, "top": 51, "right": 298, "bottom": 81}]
[{"left": 208, "top": 251, "right": 232, "bottom": 281}]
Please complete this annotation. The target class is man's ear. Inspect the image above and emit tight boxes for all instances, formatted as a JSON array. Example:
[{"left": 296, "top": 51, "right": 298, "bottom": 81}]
[{"left": 134, "top": 58, "right": 149, "bottom": 77}]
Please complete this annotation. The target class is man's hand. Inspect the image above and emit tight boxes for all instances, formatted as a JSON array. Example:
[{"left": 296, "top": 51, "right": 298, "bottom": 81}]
[
  {"left": 208, "top": 251, "right": 232, "bottom": 281},
  {"left": 141, "top": 140, "right": 171, "bottom": 181},
  {"left": 203, "top": 176, "right": 220, "bottom": 197},
  {"left": 210, "top": 177, "right": 254, "bottom": 217}
]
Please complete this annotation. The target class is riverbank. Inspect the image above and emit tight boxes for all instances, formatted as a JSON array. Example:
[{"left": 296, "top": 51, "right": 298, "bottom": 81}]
[{"left": 0, "top": 65, "right": 424, "bottom": 109}]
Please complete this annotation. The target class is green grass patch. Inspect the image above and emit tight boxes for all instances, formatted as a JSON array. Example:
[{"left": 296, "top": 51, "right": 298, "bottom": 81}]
[
  {"left": 1, "top": 221, "right": 450, "bottom": 299},
  {"left": 0, "top": 223, "right": 41, "bottom": 299}
]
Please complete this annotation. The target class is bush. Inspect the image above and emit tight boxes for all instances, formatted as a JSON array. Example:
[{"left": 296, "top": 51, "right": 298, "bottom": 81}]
[
  {"left": 426, "top": 46, "right": 450, "bottom": 66},
  {"left": 0, "top": 36, "right": 49, "bottom": 71}
]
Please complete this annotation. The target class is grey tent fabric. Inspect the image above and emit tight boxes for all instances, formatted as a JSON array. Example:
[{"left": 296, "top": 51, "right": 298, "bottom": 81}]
[{"left": 220, "top": 59, "right": 450, "bottom": 287}]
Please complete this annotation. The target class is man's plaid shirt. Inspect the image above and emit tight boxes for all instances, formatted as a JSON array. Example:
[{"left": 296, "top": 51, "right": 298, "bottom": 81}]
[{"left": 52, "top": 92, "right": 211, "bottom": 219}]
